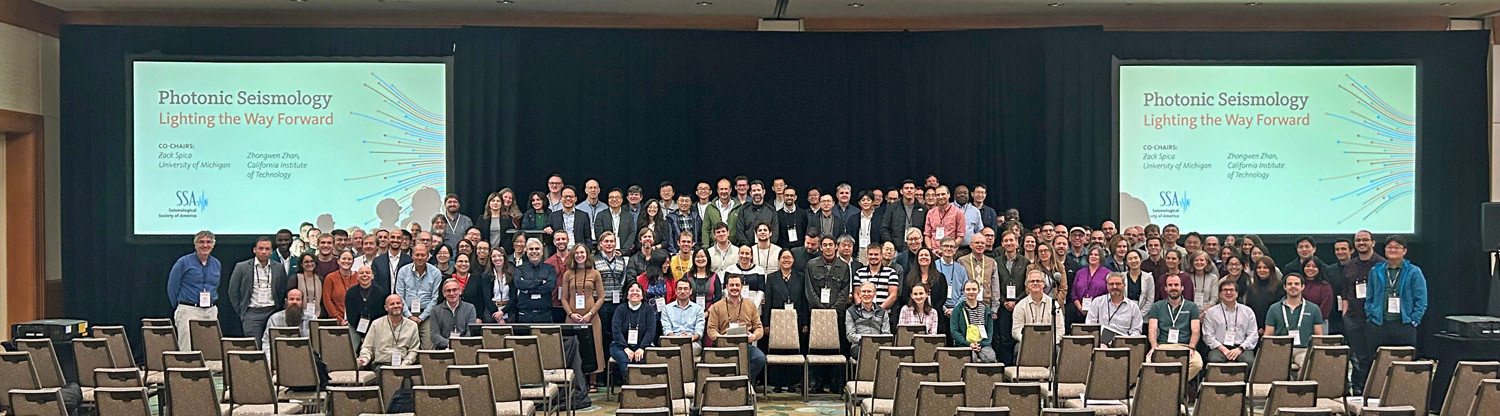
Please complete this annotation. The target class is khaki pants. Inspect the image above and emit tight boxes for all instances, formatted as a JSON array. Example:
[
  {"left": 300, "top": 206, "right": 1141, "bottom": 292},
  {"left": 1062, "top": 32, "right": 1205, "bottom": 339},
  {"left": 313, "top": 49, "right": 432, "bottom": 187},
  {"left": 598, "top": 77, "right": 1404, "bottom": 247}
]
[
  {"left": 1151, "top": 343, "right": 1204, "bottom": 378},
  {"left": 418, "top": 319, "right": 432, "bottom": 350},
  {"left": 173, "top": 305, "right": 218, "bottom": 351}
]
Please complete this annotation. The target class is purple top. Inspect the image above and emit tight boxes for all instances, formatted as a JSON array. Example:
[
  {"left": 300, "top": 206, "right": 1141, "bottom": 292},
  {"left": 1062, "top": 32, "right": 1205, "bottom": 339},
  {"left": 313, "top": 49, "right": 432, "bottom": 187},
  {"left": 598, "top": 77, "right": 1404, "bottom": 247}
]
[{"left": 1071, "top": 266, "right": 1112, "bottom": 302}]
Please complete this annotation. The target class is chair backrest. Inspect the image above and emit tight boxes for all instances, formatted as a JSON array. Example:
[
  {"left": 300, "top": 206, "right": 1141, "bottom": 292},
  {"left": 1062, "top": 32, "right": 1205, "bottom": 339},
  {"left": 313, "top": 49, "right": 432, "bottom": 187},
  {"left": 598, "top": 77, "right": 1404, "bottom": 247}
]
[
  {"left": 936, "top": 347, "right": 973, "bottom": 382},
  {"left": 913, "top": 334, "right": 946, "bottom": 362},
  {"left": 1309, "top": 334, "right": 1343, "bottom": 347},
  {"left": 892, "top": 362, "right": 940, "bottom": 415},
  {"left": 479, "top": 325, "right": 514, "bottom": 349},
  {"left": 895, "top": 323, "right": 926, "bottom": 346},
  {"left": 379, "top": 365, "right": 424, "bottom": 404},
  {"left": 1470, "top": 379, "right": 1500, "bottom": 416},
  {"left": 854, "top": 334, "right": 894, "bottom": 381},
  {"left": 1130, "top": 362, "right": 1184, "bottom": 416},
  {"left": 272, "top": 337, "right": 320, "bottom": 388},
  {"left": 224, "top": 350, "right": 277, "bottom": 406},
  {"left": 141, "top": 326, "right": 177, "bottom": 372},
  {"left": 187, "top": 319, "right": 224, "bottom": 359},
  {"left": 318, "top": 326, "right": 360, "bottom": 372},
  {"left": 162, "top": 351, "right": 205, "bottom": 370},
  {"left": 645, "top": 347, "right": 686, "bottom": 401},
  {"left": 1083, "top": 347, "right": 1132, "bottom": 401},
  {"left": 809, "top": 309, "right": 842, "bottom": 351},
  {"left": 1265, "top": 381, "right": 1320, "bottom": 414},
  {"left": 448, "top": 364, "right": 497, "bottom": 416},
  {"left": 504, "top": 335, "right": 546, "bottom": 386},
  {"left": 701, "top": 375, "right": 752, "bottom": 407},
  {"left": 1275, "top": 408, "right": 1332, "bottom": 416},
  {"left": 1017, "top": 324, "right": 1055, "bottom": 367},
  {"left": 657, "top": 335, "right": 696, "bottom": 383},
  {"left": 1056, "top": 335, "right": 1094, "bottom": 383},
  {"left": 416, "top": 349, "right": 458, "bottom": 384},
  {"left": 700, "top": 405, "right": 757, "bottom": 416},
  {"left": 1379, "top": 360, "right": 1434, "bottom": 414},
  {"left": 1042, "top": 410, "right": 1098, "bottom": 415},
  {"left": 917, "top": 381, "right": 968, "bottom": 416},
  {"left": 714, "top": 334, "right": 751, "bottom": 374},
  {"left": 72, "top": 337, "right": 116, "bottom": 388},
  {"left": 629, "top": 363, "right": 672, "bottom": 388},
  {"left": 1110, "top": 335, "right": 1149, "bottom": 384},
  {"left": 1361, "top": 406, "right": 1418, "bottom": 416},
  {"left": 695, "top": 363, "right": 738, "bottom": 404},
  {"left": 532, "top": 325, "right": 567, "bottom": 371},
  {"left": 991, "top": 382, "right": 1045, "bottom": 416},
  {"left": 166, "top": 367, "right": 222, "bottom": 416},
  {"left": 94, "top": 367, "right": 146, "bottom": 388},
  {"left": 768, "top": 309, "right": 802, "bottom": 351},
  {"left": 1251, "top": 335, "right": 1295, "bottom": 384},
  {"left": 1365, "top": 346, "right": 1417, "bottom": 400},
  {"left": 963, "top": 363, "right": 1007, "bottom": 407},
  {"left": 957, "top": 406, "right": 1014, "bottom": 416},
  {"left": 94, "top": 326, "right": 137, "bottom": 368},
  {"left": 220, "top": 337, "right": 258, "bottom": 354},
  {"left": 873, "top": 346, "right": 916, "bottom": 399},
  {"left": 621, "top": 383, "right": 672, "bottom": 410},
  {"left": 450, "top": 336, "right": 485, "bottom": 365},
  {"left": 1071, "top": 323, "right": 1102, "bottom": 341},
  {"left": 94, "top": 387, "right": 152, "bottom": 416},
  {"left": 1194, "top": 381, "right": 1247, "bottom": 416},
  {"left": 308, "top": 318, "right": 337, "bottom": 354},
  {"left": 1301, "top": 346, "right": 1349, "bottom": 399},
  {"left": 1205, "top": 362, "right": 1250, "bottom": 383},
  {"left": 475, "top": 349, "right": 522, "bottom": 403},
  {"left": 141, "top": 318, "right": 173, "bottom": 328},
  {"left": 267, "top": 326, "right": 303, "bottom": 349},
  {"left": 1439, "top": 361, "right": 1499, "bottom": 416},
  {"left": 7, "top": 388, "right": 69, "bottom": 416},
  {"left": 0, "top": 351, "right": 41, "bottom": 408},
  {"left": 411, "top": 384, "right": 466, "bottom": 416},
  {"left": 14, "top": 339, "right": 65, "bottom": 389},
  {"left": 616, "top": 408, "right": 671, "bottom": 416},
  {"left": 327, "top": 385, "right": 384, "bottom": 416},
  {"left": 702, "top": 347, "right": 743, "bottom": 375}
]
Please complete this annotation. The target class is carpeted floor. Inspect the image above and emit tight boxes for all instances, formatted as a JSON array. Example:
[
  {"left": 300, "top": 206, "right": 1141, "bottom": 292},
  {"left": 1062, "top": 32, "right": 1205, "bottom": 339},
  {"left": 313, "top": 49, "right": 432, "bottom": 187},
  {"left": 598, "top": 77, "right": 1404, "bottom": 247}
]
[{"left": 572, "top": 391, "right": 848, "bottom": 415}]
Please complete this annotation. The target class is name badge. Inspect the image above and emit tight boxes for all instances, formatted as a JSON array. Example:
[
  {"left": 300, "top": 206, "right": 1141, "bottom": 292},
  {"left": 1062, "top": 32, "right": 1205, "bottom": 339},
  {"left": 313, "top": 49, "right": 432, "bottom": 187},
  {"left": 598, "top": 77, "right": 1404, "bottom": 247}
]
[
  {"left": 530, "top": 293, "right": 542, "bottom": 300},
  {"left": 1081, "top": 301, "right": 1091, "bottom": 313},
  {"left": 656, "top": 298, "right": 666, "bottom": 310},
  {"left": 820, "top": 288, "right": 831, "bottom": 304},
  {"left": 787, "top": 229, "right": 798, "bottom": 242},
  {"left": 1387, "top": 297, "right": 1400, "bottom": 313},
  {"left": 575, "top": 294, "right": 586, "bottom": 310},
  {"left": 728, "top": 322, "right": 741, "bottom": 330},
  {"left": 1167, "top": 329, "right": 1180, "bottom": 344},
  {"left": 450, "top": 329, "right": 461, "bottom": 339},
  {"left": 936, "top": 227, "right": 946, "bottom": 240},
  {"left": 974, "top": 324, "right": 985, "bottom": 335},
  {"left": 1289, "top": 330, "right": 1302, "bottom": 346},
  {"left": 1006, "top": 286, "right": 1017, "bottom": 300},
  {"left": 627, "top": 329, "right": 639, "bottom": 345},
  {"left": 356, "top": 318, "right": 371, "bottom": 334},
  {"left": 1225, "top": 327, "right": 1238, "bottom": 345},
  {"left": 697, "top": 295, "right": 707, "bottom": 308},
  {"left": 612, "top": 290, "right": 621, "bottom": 303},
  {"left": 391, "top": 352, "right": 402, "bottom": 366},
  {"left": 409, "top": 303, "right": 421, "bottom": 315},
  {"left": 198, "top": 291, "right": 212, "bottom": 308},
  {"left": 784, "top": 301, "right": 794, "bottom": 310},
  {"left": 1355, "top": 284, "right": 1368, "bottom": 299}
]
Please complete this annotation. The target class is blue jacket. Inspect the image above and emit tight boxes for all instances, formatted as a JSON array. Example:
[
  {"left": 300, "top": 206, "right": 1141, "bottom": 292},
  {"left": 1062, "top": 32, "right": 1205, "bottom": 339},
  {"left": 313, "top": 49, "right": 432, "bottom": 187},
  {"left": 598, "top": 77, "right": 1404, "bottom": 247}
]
[
  {"left": 1364, "top": 260, "right": 1427, "bottom": 326},
  {"left": 611, "top": 302, "right": 659, "bottom": 350}
]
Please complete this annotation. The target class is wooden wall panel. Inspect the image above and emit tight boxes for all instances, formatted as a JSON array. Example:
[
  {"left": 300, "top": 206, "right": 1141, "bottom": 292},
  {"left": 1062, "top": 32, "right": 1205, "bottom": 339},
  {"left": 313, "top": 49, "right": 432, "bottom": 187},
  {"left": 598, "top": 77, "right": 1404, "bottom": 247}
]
[
  {"left": 1, "top": 108, "right": 44, "bottom": 324},
  {"left": 0, "top": 0, "right": 62, "bottom": 37}
]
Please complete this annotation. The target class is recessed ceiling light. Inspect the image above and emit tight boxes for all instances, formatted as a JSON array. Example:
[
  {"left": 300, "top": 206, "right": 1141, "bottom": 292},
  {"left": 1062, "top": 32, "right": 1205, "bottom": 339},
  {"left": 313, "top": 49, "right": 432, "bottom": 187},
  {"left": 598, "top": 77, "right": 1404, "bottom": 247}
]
[
  {"left": 1048, "top": 2, "right": 1064, "bottom": 6},
  {"left": 1439, "top": 1, "right": 1455, "bottom": 5},
  {"left": 497, "top": 0, "right": 513, "bottom": 3},
  {"left": 696, "top": 1, "right": 712, "bottom": 5},
  {"left": 848, "top": 2, "right": 863, "bottom": 7},
  {"left": 1244, "top": 2, "right": 1261, "bottom": 5}
]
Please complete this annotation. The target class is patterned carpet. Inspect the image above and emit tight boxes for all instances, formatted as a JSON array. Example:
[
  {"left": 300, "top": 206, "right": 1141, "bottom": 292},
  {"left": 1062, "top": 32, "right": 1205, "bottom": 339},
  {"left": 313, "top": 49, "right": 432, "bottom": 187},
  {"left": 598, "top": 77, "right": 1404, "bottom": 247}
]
[{"left": 574, "top": 391, "right": 848, "bottom": 415}]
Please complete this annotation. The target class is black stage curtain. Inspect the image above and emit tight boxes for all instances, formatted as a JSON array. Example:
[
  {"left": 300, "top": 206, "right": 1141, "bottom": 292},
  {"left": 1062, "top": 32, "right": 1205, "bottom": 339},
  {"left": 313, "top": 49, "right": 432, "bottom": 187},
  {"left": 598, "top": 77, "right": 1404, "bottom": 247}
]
[
  {"left": 1109, "top": 31, "right": 1493, "bottom": 341},
  {"left": 59, "top": 26, "right": 455, "bottom": 343}
]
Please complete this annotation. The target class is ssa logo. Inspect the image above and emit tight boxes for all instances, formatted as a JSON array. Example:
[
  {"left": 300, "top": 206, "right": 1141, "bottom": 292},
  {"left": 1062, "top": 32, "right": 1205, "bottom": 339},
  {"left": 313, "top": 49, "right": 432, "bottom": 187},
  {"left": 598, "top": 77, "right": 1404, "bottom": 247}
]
[
  {"left": 1158, "top": 191, "right": 1189, "bottom": 213},
  {"left": 175, "top": 190, "right": 210, "bottom": 212}
]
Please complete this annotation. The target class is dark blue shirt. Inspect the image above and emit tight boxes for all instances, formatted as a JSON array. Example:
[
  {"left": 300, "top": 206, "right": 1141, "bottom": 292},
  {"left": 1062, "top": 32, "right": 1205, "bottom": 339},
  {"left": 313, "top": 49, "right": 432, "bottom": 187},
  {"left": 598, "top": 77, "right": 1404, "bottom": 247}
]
[
  {"left": 167, "top": 253, "right": 221, "bottom": 306},
  {"left": 611, "top": 302, "right": 659, "bottom": 350}
]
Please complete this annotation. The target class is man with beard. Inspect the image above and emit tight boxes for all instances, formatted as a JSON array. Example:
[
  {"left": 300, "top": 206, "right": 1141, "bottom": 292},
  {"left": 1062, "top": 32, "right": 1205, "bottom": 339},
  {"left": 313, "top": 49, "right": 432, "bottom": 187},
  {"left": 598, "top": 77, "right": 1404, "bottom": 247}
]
[
  {"left": 358, "top": 294, "right": 421, "bottom": 370},
  {"left": 1146, "top": 274, "right": 1203, "bottom": 378},
  {"left": 1343, "top": 230, "right": 1384, "bottom": 394},
  {"left": 261, "top": 289, "right": 311, "bottom": 356},
  {"left": 1086, "top": 273, "right": 1143, "bottom": 347},
  {"left": 733, "top": 181, "right": 779, "bottom": 247}
]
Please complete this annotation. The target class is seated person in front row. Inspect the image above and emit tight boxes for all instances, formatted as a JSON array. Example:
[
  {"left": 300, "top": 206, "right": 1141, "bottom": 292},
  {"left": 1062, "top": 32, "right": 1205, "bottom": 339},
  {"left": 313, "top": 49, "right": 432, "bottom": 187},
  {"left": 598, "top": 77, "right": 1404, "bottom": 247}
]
[
  {"left": 705, "top": 274, "right": 767, "bottom": 381},
  {"left": 358, "top": 294, "right": 421, "bottom": 370},
  {"left": 610, "top": 283, "right": 658, "bottom": 383},
  {"left": 1203, "top": 278, "right": 1259, "bottom": 364},
  {"left": 430, "top": 278, "right": 481, "bottom": 349},
  {"left": 950, "top": 280, "right": 997, "bottom": 363},
  {"left": 508, "top": 238, "right": 559, "bottom": 323},
  {"left": 846, "top": 281, "right": 891, "bottom": 358},
  {"left": 1263, "top": 272, "right": 1324, "bottom": 366},
  {"left": 660, "top": 279, "right": 706, "bottom": 355},
  {"left": 1085, "top": 272, "right": 1143, "bottom": 347},
  {"left": 1011, "top": 270, "right": 1064, "bottom": 346},
  {"left": 1146, "top": 274, "right": 1204, "bottom": 378},
  {"left": 261, "top": 288, "right": 311, "bottom": 357}
]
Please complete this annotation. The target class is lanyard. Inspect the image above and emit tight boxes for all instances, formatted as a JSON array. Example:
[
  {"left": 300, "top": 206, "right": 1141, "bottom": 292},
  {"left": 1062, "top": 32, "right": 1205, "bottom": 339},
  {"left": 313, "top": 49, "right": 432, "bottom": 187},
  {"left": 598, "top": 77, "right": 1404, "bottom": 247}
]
[
  {"left": 1106, "top": 298, "right": 1125, "bottom": 322},
  {"left": 1165, "top": 302, "right": 1185, "bottom": 328},
  {"left": 1281, "top": 302, "right": 1305, "bottom": 331},
  {"left": 601, "top": 256, "right": 621, "bottom": 276},
  {"left": 573, "top": 270, "right": 591, "bottom": 294},
  {"left": 1222, "top": 304, "right": 1239, "bottom": 332},
  {"left": 1028, "top": 299, "right": 1047, "bottom": 322}
]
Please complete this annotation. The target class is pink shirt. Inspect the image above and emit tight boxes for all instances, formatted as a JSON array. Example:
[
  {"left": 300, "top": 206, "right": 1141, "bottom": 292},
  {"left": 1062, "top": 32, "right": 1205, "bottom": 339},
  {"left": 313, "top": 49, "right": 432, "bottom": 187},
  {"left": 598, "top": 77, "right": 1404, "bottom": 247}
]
[
  {"left": 924, "top": 205, "right": 966, "bottom": 248},
  {"left": 898, "top": 305, "right": 939, "bottom": 335}
]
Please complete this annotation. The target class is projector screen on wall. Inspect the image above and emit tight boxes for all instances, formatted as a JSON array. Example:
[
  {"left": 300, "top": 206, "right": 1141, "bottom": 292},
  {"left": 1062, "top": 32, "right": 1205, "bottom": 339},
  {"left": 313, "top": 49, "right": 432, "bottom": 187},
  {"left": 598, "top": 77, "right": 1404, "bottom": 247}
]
[
  {"left": 1116, "top": 63, "right": 1418, "bottom": 235},
  {"left": 132, "top": 59, "right": 449, "bottom": 236}
]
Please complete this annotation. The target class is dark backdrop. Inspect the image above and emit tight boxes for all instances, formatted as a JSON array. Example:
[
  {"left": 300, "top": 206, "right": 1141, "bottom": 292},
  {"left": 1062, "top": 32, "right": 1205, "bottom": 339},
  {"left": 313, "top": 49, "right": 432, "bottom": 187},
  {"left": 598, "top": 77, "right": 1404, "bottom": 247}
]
[{"left": 61, "top": 25, "right": 1490, "bottom": 347}]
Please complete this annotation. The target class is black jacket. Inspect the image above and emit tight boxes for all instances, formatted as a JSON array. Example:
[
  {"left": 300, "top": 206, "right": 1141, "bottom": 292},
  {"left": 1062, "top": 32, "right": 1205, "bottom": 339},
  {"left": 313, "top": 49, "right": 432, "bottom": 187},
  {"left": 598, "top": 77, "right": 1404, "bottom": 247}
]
[
  {"left": 734, "top": 201, "right": 780, "bottom": 247},
  {"left": 881, "top": 202, "right": 928, "bottom": 252},
  {"left": 547, "top": 209, "right": 594, "bottom": 247}
]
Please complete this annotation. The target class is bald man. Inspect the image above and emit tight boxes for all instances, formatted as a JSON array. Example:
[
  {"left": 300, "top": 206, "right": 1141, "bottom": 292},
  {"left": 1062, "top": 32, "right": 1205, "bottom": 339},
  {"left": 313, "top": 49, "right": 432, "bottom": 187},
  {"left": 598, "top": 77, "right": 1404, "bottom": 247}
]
[{"left": 358, "top": 294, "right": 421, "bottom": 370}]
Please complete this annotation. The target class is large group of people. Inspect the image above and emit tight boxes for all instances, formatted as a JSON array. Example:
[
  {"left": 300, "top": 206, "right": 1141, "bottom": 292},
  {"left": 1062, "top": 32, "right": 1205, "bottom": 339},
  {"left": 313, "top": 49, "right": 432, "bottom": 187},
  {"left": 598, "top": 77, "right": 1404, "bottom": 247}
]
[{"left": 166, "top": 173, "right": 1428, "bottom": 396}]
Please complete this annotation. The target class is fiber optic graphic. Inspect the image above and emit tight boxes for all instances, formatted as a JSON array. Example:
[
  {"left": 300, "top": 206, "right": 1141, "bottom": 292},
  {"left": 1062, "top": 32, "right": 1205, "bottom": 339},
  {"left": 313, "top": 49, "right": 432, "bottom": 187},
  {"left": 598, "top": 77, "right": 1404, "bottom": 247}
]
[
  {"left": 1321, "top": 75, "right": 1414, "bottom": 225},
  {"left": 346, "top": 72, "right": 447, "bottom": 228}
]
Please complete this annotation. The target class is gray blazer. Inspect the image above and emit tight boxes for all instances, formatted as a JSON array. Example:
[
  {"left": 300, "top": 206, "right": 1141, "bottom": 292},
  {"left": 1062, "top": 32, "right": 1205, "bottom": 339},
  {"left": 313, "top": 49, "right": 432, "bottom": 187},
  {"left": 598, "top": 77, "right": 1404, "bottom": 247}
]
[
  {"left": 592, "top": 209, "right": 638, "bottom": 253},
  {"left": 228, "top": 258, "right": 289, "bottom": 317}
]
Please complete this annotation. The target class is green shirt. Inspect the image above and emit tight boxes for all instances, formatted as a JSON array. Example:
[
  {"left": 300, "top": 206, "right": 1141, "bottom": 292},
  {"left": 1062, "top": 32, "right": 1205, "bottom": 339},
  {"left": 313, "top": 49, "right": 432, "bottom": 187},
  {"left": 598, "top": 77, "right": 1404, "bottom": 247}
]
[
  {"left": 1146, "top": 299, "right": 1200, "bottom": 345},
  {"left": 1264, "top": 299, "right": 1325, "bottom": 347}
]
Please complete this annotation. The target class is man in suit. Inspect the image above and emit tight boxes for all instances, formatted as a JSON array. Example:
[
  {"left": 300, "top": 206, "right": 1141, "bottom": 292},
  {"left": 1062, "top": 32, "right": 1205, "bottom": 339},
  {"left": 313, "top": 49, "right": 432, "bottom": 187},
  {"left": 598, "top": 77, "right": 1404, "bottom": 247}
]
[
  {"left": 227, "top": 237, "right": 289, "bottom": 347},
  {"left": 545, "top": 186, "right": 593, "bottom": 248},
  {"left": 372, "top": 226, "right": 414, "bottom": 291},
  {"left": 594, "top": 188, "right": 638, "bottom": 253}
]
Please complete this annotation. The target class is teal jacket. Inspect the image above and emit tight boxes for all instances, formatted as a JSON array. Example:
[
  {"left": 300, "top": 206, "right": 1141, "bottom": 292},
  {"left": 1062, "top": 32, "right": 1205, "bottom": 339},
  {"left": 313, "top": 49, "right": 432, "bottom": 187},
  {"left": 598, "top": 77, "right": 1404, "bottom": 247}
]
[
  {"left": 949, "top": 302, "right": 994, "bottom": 347},
  {"left": 1364, "top": 259, "right": 1427, "bottom": 326}
]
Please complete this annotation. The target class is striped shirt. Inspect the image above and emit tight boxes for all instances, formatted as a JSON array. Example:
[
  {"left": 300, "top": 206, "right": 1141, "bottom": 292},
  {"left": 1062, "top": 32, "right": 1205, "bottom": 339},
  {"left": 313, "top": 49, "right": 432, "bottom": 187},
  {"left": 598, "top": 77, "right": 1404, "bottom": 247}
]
[{"left": 854, "top": 266, "right": 899, "bottom": 305}]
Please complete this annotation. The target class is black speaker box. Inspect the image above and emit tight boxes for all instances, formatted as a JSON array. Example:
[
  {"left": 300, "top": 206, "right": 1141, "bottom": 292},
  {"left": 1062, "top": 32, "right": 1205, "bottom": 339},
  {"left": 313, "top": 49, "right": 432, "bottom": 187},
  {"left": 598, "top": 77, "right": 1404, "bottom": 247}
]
[{"left": 1484, "top": 202, "right": 1500, "bottom": 251}]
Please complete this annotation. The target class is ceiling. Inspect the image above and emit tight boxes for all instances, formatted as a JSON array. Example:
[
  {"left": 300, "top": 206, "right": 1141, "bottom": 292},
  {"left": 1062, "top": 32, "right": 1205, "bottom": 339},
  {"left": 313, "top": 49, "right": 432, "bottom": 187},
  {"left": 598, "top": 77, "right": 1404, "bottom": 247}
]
[{"left": 35, "top": 0, "right": 1500, "bottom": 19}]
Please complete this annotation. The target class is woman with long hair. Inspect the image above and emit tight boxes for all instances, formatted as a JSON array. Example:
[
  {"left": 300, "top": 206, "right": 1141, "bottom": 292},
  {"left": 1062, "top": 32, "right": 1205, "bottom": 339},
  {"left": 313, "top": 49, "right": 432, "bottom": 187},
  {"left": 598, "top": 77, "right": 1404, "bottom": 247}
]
[
  {"left": 1122, "top": 249, "right": 1155, "bottom": 306},
  {"left": 1220, "top": 254, "right": 1251, "bottom": 295},
  {"left": 560, "top": 243, "right": 605, "bottom": 390},
  {"left": 634, "top": 200, "right": 669, "bottom": 256},
  {"left": 899, "top": 284, "right": 939, "bottom": 335},
  {"left": 1154, "top": 249, "right": 1195, "bottom": 304},
  {"left": 290, "top": 253, "right": 324, "bottom": 318},
  {"left": 519, "top": 191, "right": 550, "bottom": 232},
  {"left": 1299, "top": 257, "right": 1336, "bottom": 323},
  {"left": 433, "top": 244, "right": 454, "bottom": 277},
  {"left": 322, "top": 250, "right": 359, "bottom": 325},
  {"left": 680, "top": 248, "right": 721, "bottom": 306},
  {"left": 1104, "top": 235, "right": 1130, "bottom": 272},
  {"left": 1186, "top": 250, "right": 1220, "bottom": 308},
  {"left": 1021, "top": 234, "right": 1039, "bottom": 262},
  {"left": 899, "top": 247, "right": 950, "bottom": 336},
  {"left": 464, "top": 247, "right": 509, "bottom": 324},
  {"left": 450, "top": 252, "right": 473, "bottom": 289},
  {"left": 1243, "top": 256, "right": 1285, "bottom": 327},
  {"left": 473, "top": 240, "right": 493, "bottom": 277},
  {"left": 480, "top": 189, "right": 521, "bottom": 247},
  {"left": 1032, "top": 242, "right": 1067, "bottom": 301},
  {"left": 635, "top": 249, "right": 672, "bottom": 305}
]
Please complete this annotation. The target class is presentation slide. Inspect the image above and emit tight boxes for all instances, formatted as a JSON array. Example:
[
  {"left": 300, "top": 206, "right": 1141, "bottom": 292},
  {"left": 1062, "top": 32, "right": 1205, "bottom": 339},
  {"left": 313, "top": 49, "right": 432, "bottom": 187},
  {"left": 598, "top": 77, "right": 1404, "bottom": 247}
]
[
  {"left": 133, "top": 60, "right": 448, "bottom": 236},
  {"left": 1118, "top": 64, "right": 1417, "bottom": 235}
]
